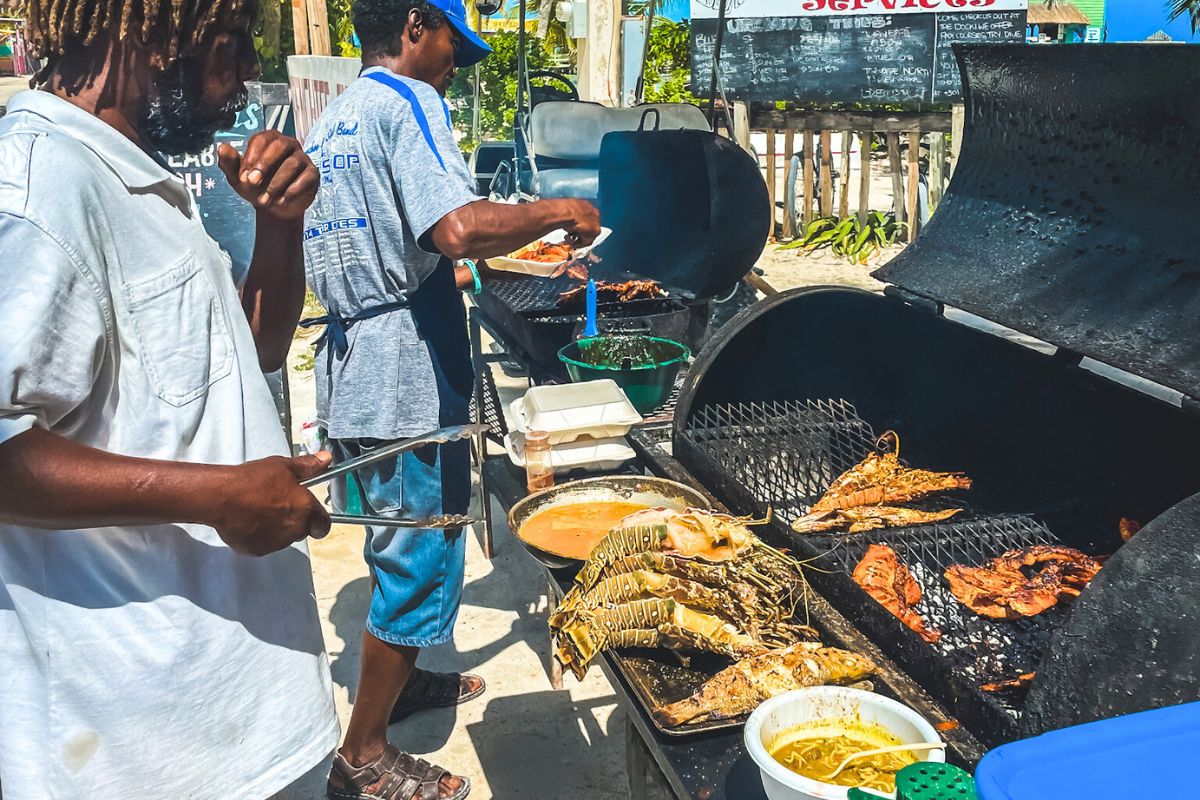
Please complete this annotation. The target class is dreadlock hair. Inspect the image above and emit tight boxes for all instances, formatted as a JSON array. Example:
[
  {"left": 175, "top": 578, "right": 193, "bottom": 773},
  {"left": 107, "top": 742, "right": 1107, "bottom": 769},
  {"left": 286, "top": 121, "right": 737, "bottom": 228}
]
[
  {"left": 353, "top": 0, "right": 445, "bottom": 60},
  {"left": 25, "top": 0, "right": 246, "bottom": 85}
]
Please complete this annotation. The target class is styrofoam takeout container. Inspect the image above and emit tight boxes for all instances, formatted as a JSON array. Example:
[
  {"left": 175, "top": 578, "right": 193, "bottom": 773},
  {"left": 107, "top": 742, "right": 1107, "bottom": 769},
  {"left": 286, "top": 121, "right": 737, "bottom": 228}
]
[
  {"left": 744, "top": 687, "right": 944, "bottom": 800},
  {"left": 504, "top": 432, "right": 636, "bottom": 475},
  {"left": 488, "top": 227, "right": 612, "bottom": 276},
  {"left": 510, "top": 380, "right": 642, "bottom": 445}
]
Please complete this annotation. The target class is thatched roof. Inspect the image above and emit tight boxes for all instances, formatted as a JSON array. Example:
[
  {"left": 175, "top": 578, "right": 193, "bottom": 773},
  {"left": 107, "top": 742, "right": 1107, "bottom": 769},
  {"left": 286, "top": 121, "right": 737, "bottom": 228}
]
[{"left": 1027, "top": 2, "right": 1091, "bottom": 25}]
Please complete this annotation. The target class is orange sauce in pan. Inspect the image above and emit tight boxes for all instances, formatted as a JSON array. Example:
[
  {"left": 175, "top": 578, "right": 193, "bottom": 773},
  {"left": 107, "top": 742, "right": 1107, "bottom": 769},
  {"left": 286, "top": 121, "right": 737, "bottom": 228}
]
[{"left": 519, "top": 502, "right": 651, "bottom": 560}]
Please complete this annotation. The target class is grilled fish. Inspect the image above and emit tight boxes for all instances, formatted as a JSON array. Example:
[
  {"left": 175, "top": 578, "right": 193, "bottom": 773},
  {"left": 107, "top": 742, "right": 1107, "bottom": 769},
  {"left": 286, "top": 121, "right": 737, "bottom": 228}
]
[
  {"left": 945, "top": 545, "right": 1102, "bottom": 620},
  {"left": 652, "top": 642, "right": 876, "bottom": 727},
  {"left": 792, "top": 505, "right": 962, "bottom": 534},
  {"left": 853, "top": 544, "right": 941, "bottom": 644}
]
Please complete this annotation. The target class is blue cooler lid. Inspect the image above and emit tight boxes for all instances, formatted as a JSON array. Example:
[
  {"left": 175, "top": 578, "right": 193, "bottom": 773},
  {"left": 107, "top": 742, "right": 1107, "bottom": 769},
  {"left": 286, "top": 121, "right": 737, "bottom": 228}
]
[{"left": 976, "top": 701, "right": 1200, "bottom": 800}]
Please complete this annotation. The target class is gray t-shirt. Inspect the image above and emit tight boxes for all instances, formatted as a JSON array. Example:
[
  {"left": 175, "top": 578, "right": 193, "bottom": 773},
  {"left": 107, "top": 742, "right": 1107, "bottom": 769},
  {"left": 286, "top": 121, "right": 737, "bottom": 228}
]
[{"left": 303, "top": 67, "right": 477, "bottom": 440}]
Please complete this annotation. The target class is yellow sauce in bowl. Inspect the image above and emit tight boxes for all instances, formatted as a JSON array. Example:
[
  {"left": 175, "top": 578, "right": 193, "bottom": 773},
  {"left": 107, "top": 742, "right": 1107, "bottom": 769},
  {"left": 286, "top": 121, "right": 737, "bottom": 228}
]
[{"left": 768, "top": 719, "right": 917, "bottom": 793}]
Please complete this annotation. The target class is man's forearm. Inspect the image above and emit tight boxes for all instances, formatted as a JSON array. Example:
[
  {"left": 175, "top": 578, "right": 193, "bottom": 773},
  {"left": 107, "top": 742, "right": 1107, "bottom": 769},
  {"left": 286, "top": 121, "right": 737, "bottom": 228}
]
[
  {"left": 241, "top": 214, "right": 307, "bottom": 373},
  {"left": 0, "top": 428, "right": 226, "bottom": 530},
  {"left": 432, "top": 199, "right": 593, "bottom": 262}
]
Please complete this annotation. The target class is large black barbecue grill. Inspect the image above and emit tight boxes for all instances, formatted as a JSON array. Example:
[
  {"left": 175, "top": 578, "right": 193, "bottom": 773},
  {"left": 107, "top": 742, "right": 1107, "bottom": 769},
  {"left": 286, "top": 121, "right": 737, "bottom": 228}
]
[
  {"left": 668, "top": 44, "right": 1200, "bottom": 749},
  {"left": 475, "top": 126, "right": 769, "bottom": 377}
]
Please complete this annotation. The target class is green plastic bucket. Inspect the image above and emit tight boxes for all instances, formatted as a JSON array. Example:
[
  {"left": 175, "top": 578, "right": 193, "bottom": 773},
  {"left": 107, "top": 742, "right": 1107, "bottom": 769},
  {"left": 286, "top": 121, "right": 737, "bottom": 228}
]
[{"left": 557, "top": 334, "right": 690, "bottom": 414}]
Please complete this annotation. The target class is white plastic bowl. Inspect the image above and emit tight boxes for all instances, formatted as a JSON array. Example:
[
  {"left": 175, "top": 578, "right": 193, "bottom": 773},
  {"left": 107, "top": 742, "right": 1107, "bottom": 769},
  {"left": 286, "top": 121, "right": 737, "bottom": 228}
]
[{"left": 744, "top": 687, "right": 945, "bottom": 800}]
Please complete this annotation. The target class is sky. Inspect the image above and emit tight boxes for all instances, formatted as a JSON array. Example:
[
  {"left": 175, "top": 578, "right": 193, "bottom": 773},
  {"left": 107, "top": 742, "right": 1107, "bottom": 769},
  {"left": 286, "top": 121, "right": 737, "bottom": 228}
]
[{"left": 1106, "top": 0, "right": 1200, "bottom": 41}]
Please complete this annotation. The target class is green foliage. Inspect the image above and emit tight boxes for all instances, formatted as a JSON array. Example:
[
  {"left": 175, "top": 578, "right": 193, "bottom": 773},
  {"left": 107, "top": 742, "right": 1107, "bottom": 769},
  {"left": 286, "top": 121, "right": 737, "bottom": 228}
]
[
  {"left": 642, "top": 19, "right": 698, "bottom": 105},
  {"left": 254, "top": 0, "right": 292, "bottom": 83},
  {"left": 778, "top": 211, "right": 906, "bottom": 264},
  {"left": 329, "top": 0, "right": 361, "bottom": 57},
  {"left": 1167, "top": 0, "right": 1200, "bottom": 33},
  {"left": 446, "top": 31, "right": 551, "bottom": 149}
]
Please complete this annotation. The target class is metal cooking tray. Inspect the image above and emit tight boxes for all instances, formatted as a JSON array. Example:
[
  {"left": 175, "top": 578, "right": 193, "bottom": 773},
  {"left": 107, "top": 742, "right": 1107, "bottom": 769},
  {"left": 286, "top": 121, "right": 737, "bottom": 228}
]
[{"left": 610, "top": 648, "right": 750, "bottom": 736}]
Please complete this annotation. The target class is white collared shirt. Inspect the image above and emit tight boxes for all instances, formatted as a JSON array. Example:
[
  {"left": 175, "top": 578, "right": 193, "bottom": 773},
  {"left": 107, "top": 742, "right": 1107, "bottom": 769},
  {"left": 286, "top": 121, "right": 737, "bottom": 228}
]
[{"left": 0, "top": 91, "right": 338, "bottom": 799}]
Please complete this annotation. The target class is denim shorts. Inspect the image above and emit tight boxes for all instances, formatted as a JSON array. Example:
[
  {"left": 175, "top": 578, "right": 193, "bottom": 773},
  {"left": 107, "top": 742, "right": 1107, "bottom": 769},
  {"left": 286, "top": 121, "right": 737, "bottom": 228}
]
[{"left": 331, "top": 438, "right": 472, "bottom": 648}]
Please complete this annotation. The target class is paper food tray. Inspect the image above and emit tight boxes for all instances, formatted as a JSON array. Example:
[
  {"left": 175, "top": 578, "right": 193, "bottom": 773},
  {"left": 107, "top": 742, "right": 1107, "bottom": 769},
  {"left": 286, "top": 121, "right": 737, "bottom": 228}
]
[
  {"left": 505, "top": 433, "right": 636, "bottom": 475},
  {"left": 489, "top": 227, "right": 612, "bottom": 277}
]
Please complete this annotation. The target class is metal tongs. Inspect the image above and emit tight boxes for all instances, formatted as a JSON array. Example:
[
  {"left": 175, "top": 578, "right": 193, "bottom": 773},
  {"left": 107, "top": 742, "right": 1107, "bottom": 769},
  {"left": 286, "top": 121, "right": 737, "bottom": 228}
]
[{"left": 302, "top": 423, "right": 487, "bottom": 529}]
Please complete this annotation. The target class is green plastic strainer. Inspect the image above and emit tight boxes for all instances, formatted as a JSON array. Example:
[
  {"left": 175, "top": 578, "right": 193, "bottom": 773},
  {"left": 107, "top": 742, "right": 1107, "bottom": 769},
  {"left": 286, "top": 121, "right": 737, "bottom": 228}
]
[{"left": 847, "top": 762, "right": 978, "bottom": 800}]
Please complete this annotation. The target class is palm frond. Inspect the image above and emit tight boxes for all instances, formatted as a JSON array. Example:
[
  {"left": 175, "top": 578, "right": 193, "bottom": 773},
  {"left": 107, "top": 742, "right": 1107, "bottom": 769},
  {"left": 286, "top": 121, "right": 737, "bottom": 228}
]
[{"left": 1167, "top": 0, "right": 1200, "bottom": 33}]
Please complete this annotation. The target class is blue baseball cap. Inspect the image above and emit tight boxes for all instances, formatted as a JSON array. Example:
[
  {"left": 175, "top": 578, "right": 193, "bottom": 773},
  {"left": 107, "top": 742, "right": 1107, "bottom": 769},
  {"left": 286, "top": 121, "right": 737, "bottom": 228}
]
[{"left": 429, "top": 0, "right": 493, "bottom": 67}]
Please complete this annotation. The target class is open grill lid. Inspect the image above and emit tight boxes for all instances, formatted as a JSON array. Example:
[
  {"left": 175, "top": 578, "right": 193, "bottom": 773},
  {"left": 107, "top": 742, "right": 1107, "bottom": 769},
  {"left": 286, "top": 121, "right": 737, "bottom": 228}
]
[
  {"left": 874, "top": 44, "right": 1200, "bottom": 402},
  {"left": 595, "top": 127, "right": 769, "bottom": 299}
]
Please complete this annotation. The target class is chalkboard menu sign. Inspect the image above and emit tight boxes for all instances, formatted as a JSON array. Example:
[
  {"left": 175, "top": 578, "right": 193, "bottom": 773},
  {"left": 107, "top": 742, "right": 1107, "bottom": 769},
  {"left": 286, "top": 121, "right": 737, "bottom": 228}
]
[
  {"left": 162, "top": 83, "right": 292, "bottom": 273},
  {"left": 690, "top": 0, "right": 1026, "bottom": 104}
]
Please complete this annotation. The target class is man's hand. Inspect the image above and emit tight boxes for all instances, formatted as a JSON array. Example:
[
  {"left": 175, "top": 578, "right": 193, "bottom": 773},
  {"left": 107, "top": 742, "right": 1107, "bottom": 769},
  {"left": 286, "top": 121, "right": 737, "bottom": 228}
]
[
  {"left": 218, "top": 130, "right": 319, "bottom": 222},
  {"left": 558, "top": 199, "right": 602, "bottom": 248},
  {"left": 208, "top": 452, "right": 333, "bottom": 556}
]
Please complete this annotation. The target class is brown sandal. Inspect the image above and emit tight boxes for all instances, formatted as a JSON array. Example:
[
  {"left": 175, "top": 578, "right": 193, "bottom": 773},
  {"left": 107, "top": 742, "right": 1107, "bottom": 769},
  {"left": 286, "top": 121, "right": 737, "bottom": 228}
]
[{"left": 326, "top": 745, "right": 470, "bottom": 800}]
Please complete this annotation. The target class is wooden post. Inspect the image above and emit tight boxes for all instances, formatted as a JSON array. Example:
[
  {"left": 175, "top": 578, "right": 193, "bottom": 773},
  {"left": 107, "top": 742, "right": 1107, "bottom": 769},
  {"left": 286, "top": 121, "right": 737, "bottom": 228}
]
[
  {"left": 305, "top": 0, "right": 332, "bottom": 56},
  {"left": 818, "top": 129, "right": 833, "bottom": 218},
  {"left": 929, "top": 131, "right": 946, "bottom": 211},
  {"left": 950, "top": 103, "right": 965, "bottom": 176},
  {"left": 887, "top": 132, "right": 905, "bottom": 226},
  {"left": 858, "top": 131, "right": 872, "bottom": 226},
  {"left": 838, "top": 129, "right": 852, "bottom": 219},
  {"left": 906, "top": 130, "right": 921, "bottom": 241},
  {"left": 781, "top": 128, "right": 796, "bottom": 240},
  {"left": 802, "top": 129, "right": 815, "bottom": 229},
  {"left": 733, "top": 101, "right": 751, "bottom": 153},
  {"left": 291, "top": 0, "right": 310, "bottom": 55},
  {"left": 765, "top": 128, "right": 777, "bottom": 241}
]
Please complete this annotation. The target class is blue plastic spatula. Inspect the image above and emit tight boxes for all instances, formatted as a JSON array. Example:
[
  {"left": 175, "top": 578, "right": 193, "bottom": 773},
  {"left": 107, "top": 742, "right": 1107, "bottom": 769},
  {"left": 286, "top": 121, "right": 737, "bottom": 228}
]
[{"left": 583, "top": 279, "right": 599, "bottom": 338}]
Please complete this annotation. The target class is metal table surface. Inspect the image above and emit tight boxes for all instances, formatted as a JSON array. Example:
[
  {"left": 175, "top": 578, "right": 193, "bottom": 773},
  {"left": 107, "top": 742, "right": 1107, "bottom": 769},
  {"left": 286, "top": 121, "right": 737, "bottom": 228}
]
[{"left": 481, "top": 426, "right": 983, "bottom": 800}]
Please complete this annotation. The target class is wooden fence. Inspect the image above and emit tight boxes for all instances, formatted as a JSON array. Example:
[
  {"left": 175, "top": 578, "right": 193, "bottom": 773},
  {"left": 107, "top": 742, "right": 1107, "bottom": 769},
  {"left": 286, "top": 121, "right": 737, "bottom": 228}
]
[{"left": 740, "top": 107, "right": 965, "bottom": 243}]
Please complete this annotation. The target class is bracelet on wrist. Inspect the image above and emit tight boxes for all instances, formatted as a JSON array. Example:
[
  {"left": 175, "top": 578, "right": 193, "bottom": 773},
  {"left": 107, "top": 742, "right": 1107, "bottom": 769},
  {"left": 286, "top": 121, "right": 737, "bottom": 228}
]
[{"left": 462, "top": 259, "right": 483, "bottom": 295}]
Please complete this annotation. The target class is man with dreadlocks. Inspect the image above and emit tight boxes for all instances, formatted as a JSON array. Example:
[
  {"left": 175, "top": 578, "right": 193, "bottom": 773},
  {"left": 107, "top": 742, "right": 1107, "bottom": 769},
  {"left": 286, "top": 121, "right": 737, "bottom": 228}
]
[
  {"left": 301, "top": 0, "right": 598, "bottom": 797},
  {"left": 0, "top": 0, "right": 339, "bottom": 796}
]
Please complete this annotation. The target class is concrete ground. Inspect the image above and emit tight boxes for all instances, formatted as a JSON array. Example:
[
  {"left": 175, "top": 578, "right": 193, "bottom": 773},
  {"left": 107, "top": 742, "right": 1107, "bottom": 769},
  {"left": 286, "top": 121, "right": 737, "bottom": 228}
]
[{"left": 278, "top": 245, "right": 893, "bottom": 799}]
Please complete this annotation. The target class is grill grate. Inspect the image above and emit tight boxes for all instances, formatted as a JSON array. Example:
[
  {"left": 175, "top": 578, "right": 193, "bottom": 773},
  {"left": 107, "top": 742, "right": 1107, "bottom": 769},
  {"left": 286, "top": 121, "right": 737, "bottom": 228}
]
[
  {"left": 678, "top": 398, "right": 1072, "bottom": 736},
  {"left": 484, "top": 274, "right": 578, "bottom": 313},
  {"left": 683, "top": 399, "right": 879, "bottom": 521},
  {"left": 809, "top": 516, "right": 1064, "bottom": 720}
]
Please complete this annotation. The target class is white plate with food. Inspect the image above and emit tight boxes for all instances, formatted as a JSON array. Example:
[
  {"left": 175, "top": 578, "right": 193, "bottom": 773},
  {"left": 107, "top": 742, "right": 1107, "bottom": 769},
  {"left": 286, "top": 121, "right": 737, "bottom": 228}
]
[{"left": 489, "top": 227, "right": 612, "bottom": 277}]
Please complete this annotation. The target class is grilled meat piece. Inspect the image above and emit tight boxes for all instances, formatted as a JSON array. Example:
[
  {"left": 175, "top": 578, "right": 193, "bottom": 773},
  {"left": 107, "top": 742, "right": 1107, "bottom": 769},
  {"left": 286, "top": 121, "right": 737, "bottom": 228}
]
[
  {"left": 981, "top": 672, "right": 1036, "bottom": 693},
  {"left": 1119, "top": 517, "right": 1142, "bottom": 542},
  {"left": 811, "top": 434, "right": 972, "bottom": 514},
  {"left": 853, "top": 544, "right": 941, "bottom": 644},
  {"left": 514, "top": 240, "right": 574, "bottom": 262},
  {"left": 652, "top": 642, "right": 876, "bottom": 727},
  {"left": 945, "top": 545, "right": 1102, "bottom": 620},
  {"left": 792, "top": 505, "right": 962, "bottom": 534},
  {"left": 557, "top": 279, "right": 663, "bottom": 306}
]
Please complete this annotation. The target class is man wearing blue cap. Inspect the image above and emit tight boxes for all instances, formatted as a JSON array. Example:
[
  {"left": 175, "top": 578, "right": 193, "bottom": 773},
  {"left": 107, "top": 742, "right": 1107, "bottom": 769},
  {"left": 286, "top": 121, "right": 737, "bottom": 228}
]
[{"left": 303, "top": 1, "right": 599, "bottom": 798}]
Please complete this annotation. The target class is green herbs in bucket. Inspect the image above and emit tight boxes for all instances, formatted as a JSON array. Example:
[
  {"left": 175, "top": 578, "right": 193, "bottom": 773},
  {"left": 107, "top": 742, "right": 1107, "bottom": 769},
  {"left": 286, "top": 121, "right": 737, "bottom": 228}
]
[{"left": 557, "top": 335, "right": 690, "bottom": 414}]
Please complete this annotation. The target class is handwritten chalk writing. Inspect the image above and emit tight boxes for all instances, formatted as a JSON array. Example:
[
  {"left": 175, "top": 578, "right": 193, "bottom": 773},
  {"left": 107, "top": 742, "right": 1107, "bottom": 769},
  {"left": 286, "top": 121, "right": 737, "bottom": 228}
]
[
  {"left": 691, "top": 0, "right": 1024, "bottom": 17},
  {"left": 691, "top": 9, "right": 1023, "bottom": 103}
]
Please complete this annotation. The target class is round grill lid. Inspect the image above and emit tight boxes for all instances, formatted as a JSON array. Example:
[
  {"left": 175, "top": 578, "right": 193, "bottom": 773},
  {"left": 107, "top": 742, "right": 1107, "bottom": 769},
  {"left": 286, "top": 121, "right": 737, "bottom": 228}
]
[
  {"left": 596, "top": 128, "right": 768, "bottom": 299},
  {"left": 874, "top": 44, "right": 1200, "bottom": 401}
]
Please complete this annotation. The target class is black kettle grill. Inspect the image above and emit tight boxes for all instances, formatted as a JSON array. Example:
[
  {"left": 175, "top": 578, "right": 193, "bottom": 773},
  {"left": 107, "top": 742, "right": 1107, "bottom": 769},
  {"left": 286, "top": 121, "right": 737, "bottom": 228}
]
[
  {"left": 667, "top": 44, "right": 1200, "bottom": 748},
  {"left": 474, "top": 123, "right": 769, "bottom": 378}
]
